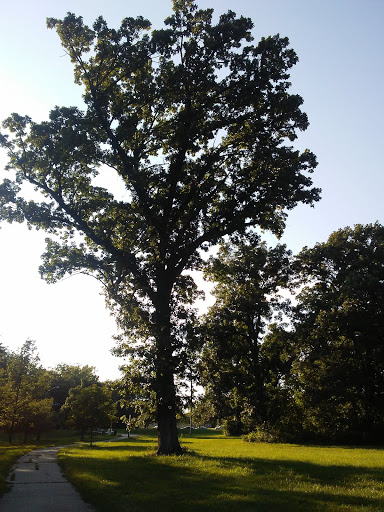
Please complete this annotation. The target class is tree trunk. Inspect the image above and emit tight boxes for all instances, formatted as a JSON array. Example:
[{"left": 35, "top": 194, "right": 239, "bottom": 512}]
[
  {"left": 189, "top": 373, "right": 193, "bottom": 435},
  {"left": 157, "top": 393, "right": 182, "bottom": 455},
  {"left": 154, "top": 279, "right": 182, "bottom": 455},
  {"left": 249, "top": 314, "right": 267, "bottom": 423}
]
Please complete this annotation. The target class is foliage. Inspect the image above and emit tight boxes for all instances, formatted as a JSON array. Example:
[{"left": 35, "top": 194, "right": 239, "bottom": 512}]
[
  {"left": 113, "top": 346, "right": 157, "bottom": 428},
  {"left": 189, "top": 395, "right": 218, "bottom": 428},
  {"left": 0, "top": 1, "right": 319, "bottom": 453},
  {"left": 62, "top": 384, "right": 116, "bottom": 445},
  {"left": 200, "top": 236, "right": 292, "bottom": 433},
  {"left": 290, "top": 223, "right": 384, "bottom": 442},
  {"left": 0, "top": 340, "right": 54, "bottom": 443},
  {"left": 223, "top": 418, "right": 242, "bottom": 436},
  {"left": 242, "top": 425, "right": 284, "bottom": 443},
  {"left": 258, "top": 324, "right": 304, "bottom": 440},
  {"left": 198, "top": 223, "right": 384, "bottom": 443},
  {"left": 50, "top": 364, "right": 99, "bottom": 405},
  {"left": 0, "top": 343, "right": 8, "bottom": 371}
]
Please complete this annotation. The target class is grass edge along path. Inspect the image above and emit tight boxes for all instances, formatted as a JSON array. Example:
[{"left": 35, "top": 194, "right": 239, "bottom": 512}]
[
  {"left": 0, "top": 431, "right": 119, "bottom": 497},
  {"left": 57, "top": 430, "right": 384, "bottom": 512},
  {"left": 0, "top": 443, "right": 36, "bottom": 496}
]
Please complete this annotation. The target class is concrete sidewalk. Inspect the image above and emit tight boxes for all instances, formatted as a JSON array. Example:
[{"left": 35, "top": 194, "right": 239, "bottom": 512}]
[{"left": 0, "top": 446, "right": 94, "bottom": 511}]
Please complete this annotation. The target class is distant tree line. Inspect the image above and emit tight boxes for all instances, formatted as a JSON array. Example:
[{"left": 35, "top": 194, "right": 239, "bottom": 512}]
[{"left": 0, "top": 342, "right": 123, "bottom": 444}]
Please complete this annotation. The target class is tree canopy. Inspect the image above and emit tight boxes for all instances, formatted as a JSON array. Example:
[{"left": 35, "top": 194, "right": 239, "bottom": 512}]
[
  {"left": 0, "top": 340, "right": 54, "bottom": 443},
  {"left": 0, "top": 1, "right": 319, "bottom": 453},
  {"left": 200, "top": 237, "right": 292, "bottom": 434},
  {"left": 290, "top": 223, "right": 384, "bottom": 442},
  {"left": 49, "top": 363, "right": 99, "bottom": 410},
  {"left": 199, "top": 223, "right": 384, "bottom": 443},
  {"left": 62, "top": 383, "right": 116, "bottom": 445}
]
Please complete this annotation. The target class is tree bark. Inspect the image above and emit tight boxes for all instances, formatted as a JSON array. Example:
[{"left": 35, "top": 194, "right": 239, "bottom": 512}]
[
  {"left": 248, "top": 313, "right": 267, "bottom": 423},
  {"left": 157, "top": 389, "right": 182, "bottom": 455},
  {"left": 154, "top": 279, "right": 182, "bottom": 455}
]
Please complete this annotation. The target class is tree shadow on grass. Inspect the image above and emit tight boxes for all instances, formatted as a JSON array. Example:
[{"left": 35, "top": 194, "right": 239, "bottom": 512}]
[
  {"left": 61, "top": 439, "right": 384, "bottom": 512},
  {"left": 99, "top": 438, "right": 157, "bottom": 445},
  {"left": 128, "top": 454, "right": 383, "bottom": 512},
  {"left": 81, "top": 444, "right": 153, "bottom": 453},
  {"left": 201, "top": 451, "right": 384, "bottom": 484},
  {"left": 179, "top": 435, "right": 230, "bottom": 441},
  {"left": 72, "top": 437, "right": 157, "bottom": 454}
]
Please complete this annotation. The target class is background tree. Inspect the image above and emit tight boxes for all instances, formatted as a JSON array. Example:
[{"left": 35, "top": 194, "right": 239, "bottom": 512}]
[
  {"left": 0, "top": 340, "right": 54, "bottom": 443},
  {"left": 0, "top": 1, "right": 319, "bottom": 453},
  {"left": 114, "top": 352, "right": 157, "bottom": 429},
  {"left": 200, "top": 237, "right": 292, "bottom": 434},
  {"left": 290, "top": 223, "right": 384, "bottom": 442},
  {"left": 190, "top": 395, "right": 218, "bottom": 428},
  {"left": 18, "top": 396, "right": 55, "bottom": 443},
  {"left": 258, "top": 324, "right": 302, "bottom": 441},
  {"left": 0, "top": 342, "right": 8, "bottom": 371},
  {"left": 62, "top": 383, "right": 116, "bottom": 445},
  {"left": 49, "top": 363, "right": 99, "bottom": 411},
  {"left": 178, "top": 344, "right": 201, "bottom": 433}
]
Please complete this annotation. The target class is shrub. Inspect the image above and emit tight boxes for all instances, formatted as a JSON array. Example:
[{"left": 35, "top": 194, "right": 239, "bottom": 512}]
[
  {"left": 243, "top": 425, "right": 283, "bottom": 443},
  {"left": 223, "top": 418, "right": 242, "bottom": 436}
]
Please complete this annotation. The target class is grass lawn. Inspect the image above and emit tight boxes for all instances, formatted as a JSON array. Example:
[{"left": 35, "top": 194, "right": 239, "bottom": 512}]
[
  {"left": 57, "top": 429, "right": 384, "bottom": 512},
  {"left": 0, "top": 441, "right": 36, "bottom": 496},
  {"left": 0, "top": 430, "right": 119, "bottom": 497}
]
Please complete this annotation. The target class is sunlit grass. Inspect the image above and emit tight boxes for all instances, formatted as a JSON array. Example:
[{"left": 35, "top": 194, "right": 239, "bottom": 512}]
[
  {"left": 0, "top": 443, "right": 36, "bottom": 495},
  {"left": 57, "top": 430, "right": 384, "bottom": 512},
  {"left": 0, "top": 430, "right": 120, "bottom": 496}
]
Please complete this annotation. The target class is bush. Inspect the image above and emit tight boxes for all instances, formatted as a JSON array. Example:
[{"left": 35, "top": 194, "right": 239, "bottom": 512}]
[
  {"left": 223, "top": 418, "right": 242, "bottom": 436},
  {"left": 243, "top": 425, "right": 283, "bottom": 443}
]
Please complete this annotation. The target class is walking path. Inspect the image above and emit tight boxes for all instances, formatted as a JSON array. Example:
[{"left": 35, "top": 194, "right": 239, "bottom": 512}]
[{"left": 0, "top": 445, "right": 94, "bottom": 511}]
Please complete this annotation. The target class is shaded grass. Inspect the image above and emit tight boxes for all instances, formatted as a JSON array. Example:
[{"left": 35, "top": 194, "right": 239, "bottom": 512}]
[
  {"left": 57, "top": 430, "right": 384, "bottom": 512},
  {"left": 0, "top": 430, "right": 119, "bottom": 496}
]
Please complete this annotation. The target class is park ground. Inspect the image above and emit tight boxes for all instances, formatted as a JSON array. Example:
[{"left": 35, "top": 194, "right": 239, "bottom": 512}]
[{"left": 1, "top": 429, "right": 384, "bottom": 511}]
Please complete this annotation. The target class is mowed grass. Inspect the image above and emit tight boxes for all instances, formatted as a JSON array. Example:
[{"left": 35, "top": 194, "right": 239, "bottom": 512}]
[
  {"left": 0, "top": 430, "right": 119, "bottom": 496},
  {"left": 0, "top": 442, "right": 36, "bottom": 495},
  {"left": 57, "top": 430, "right": 384, "bottom": 512}
]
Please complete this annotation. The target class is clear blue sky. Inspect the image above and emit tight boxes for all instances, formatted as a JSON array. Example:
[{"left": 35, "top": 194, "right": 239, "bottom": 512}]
[{"left": 1, "top": 0, "right": 383, "bottom": 379}]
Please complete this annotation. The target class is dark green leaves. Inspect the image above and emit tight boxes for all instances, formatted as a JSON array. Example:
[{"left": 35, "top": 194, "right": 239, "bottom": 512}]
[
  {"left": 1, "top": 4, "right": 320, "bottom": 444},
  {"left": 291, "top": 223, "right": 384, "bottom": 441}
]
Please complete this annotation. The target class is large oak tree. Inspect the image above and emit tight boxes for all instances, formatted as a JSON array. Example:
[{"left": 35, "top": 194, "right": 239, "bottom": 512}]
[{"left": 0, "top": 1, "right": 319, "bottom": 453}]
